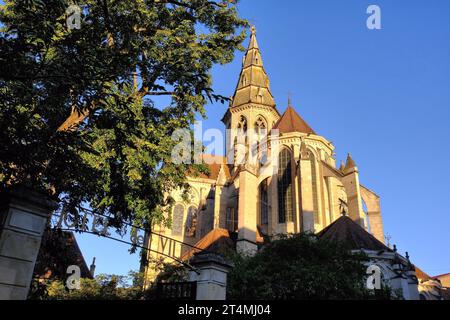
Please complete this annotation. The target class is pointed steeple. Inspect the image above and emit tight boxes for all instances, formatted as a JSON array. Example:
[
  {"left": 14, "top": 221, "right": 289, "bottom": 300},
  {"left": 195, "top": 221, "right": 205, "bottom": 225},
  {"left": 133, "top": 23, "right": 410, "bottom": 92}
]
[
  {"left": 231, "top": 26, "right": 275, "bottom": 108},
  {"left": 344, "top": 153, "right": 357, "bottom": 174},
  {"left": 248, "top": 26, "right": 259, "bottom": 50},
  {"left": 339, "top": 160, "right": 345, "bottom": 173}
]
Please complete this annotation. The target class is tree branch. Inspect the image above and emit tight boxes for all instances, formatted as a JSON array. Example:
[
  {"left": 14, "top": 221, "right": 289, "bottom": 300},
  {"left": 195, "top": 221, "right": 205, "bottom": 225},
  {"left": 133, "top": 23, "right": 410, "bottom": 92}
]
[
  {"left": 56, "top": 105, "right": 92, "bottom": 132},
  {"left": 145, "top": 91, "right": 174, "bottom": 96},
  {"left": 155, "top": 0, "right": 230, "bottom": 10}
]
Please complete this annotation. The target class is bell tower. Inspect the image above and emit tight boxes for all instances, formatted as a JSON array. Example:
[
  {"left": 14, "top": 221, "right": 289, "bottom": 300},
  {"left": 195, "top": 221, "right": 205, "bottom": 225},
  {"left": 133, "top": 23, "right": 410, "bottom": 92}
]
[
  {"left": 222, "top": 27, "right": 281, "bottom": 255},
  {"left": 222, "top": 26, "right": 280, "bottom": 170}
]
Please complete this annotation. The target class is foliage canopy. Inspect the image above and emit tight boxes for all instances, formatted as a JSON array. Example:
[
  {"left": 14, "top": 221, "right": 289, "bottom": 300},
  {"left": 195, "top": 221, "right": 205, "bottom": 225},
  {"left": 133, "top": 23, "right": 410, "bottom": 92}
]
[
  {"left": 0, "top": 0, "right": 247, "bottom": 227},
  {"left": 227, "top": 233, "right": 395, "bottom": 300}
]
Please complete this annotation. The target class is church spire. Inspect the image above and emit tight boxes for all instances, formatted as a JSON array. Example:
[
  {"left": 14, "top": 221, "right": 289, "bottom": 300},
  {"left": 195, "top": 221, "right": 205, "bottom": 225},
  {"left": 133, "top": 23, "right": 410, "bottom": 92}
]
[
  {"left": 344, "top": 153, "right": 357, "bottom": 174},
  {"left": 339, "top": 160, "right": 345, "bottom": 173},
  {"left": 248, "top": 26, "right": 259, "bottom": 50},
  {"left": 231, "top": 26, "right": 275, "bottom": 108}
]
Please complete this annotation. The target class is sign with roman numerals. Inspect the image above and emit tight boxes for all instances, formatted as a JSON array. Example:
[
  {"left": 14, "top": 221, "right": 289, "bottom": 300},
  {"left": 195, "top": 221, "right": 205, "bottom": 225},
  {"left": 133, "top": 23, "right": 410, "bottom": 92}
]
[{"left": 51, "top": 206, "right": 205, "bottom": 271}]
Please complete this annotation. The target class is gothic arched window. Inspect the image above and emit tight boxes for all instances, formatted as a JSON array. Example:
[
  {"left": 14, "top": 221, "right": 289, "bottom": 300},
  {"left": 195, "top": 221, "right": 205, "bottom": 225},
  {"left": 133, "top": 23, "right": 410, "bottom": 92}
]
[
  {"left": 278, "top": 148, "right": 294, "bottom": 223},
  {"left": 185, "top": 206, "right": 198, "bottom": 237},
  {"left": 226, "top": 207, "right": 238, "bottom": 232},
  {"left": 172, "top": 204, "right": 184, "bottom": 236},
  {"left": 254, "top": 116, "right": 267, "bottom": 160},
  {"left": 259, "top": 179, "right": 269, "bottom": 225},
  {"left": 309, "top": 151, "right": 320, "bottom": 224},
  {"left": 254, "top": 116, "right": 267, "bottom": 135},
  {"left": 237, "top": 115, "right": 248, "bottom": 133},
  {"left": 235, "top": 116, "right": 248, "bottom": 164}
]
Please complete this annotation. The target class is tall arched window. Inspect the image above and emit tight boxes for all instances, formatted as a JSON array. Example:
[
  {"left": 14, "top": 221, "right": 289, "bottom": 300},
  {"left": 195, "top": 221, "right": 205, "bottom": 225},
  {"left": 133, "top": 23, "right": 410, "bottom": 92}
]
[
  {"left": 237, "top": 115, "right": 248, "bottom": 133},
  {"left": 254, "top": 116, "right": 266, "bottom": 137},
  {"left": 235, "top": 116, "right": 248, "bottom": 165},
  {"left": 254, "top": 116, "right": 267, "bottom": 161},
  {"left": 172, "top": 204, "right": 184, "bottom": 236},
  {"left": 259, "top": 179, "right": 269, "bottom": 225},
  {"left": 309, "top": 151, "right": 320, "bottom": 224},
  {"left": 185, "top": 206, "right": 198, "bottom": 237},
  {"left": 226, "top": 207, "right": 238, "bottom": 232},
  {"left": 278, "top": 148, "right": 294, "bottom": 223}
]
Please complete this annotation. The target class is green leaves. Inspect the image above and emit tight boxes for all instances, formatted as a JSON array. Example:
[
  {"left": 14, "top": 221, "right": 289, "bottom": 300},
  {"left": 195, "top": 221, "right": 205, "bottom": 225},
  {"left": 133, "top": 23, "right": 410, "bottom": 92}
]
[
  {"left": 227, "top": 233, "right": 376, "bottom": 300},
  {"left": 1, "top": 1, "right": 247, "bottom": 228}
]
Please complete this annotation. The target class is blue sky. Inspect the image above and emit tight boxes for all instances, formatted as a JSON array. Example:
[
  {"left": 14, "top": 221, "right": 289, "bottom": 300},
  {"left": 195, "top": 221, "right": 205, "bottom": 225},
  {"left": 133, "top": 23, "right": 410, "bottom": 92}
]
[{"left": 73, "top": 1, "right": 450, "bottom": 277}]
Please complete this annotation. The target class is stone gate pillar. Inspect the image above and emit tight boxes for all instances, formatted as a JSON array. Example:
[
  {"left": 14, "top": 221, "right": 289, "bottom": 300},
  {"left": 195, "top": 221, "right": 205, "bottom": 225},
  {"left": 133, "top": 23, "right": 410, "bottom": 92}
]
[
  {"left": 0, "top": 186, "right": 56, "bottom": 300},
  {"left": 188, "top": 253, "right": 233, "bottom": 300}
]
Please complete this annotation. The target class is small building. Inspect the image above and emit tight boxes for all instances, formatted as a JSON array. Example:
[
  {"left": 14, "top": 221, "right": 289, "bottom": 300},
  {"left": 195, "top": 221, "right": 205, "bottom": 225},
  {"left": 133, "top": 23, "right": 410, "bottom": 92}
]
[
  {"left": 415, "top": 269, "right": 450, "bottom": 300},
  {"left": 317, "top": 215, "right": 419, "bottom": 300}
]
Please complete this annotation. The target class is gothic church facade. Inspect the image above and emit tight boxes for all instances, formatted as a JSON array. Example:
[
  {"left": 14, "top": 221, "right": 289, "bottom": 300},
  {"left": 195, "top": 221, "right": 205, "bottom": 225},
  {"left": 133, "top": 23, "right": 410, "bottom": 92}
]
[{"left": 144, "top": 27, "right": 385, "bottom": 277}]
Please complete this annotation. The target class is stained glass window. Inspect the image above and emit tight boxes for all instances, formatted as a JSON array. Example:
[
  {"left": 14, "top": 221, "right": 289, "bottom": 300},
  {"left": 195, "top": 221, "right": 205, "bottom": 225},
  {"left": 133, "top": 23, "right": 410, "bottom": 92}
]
[
  {"left": 185, "top": 206, "right": 197, "bottom": 237},
  {"left": 310, "top": 152, "right": 320, "bottom": 224},
  {"left": 260, "top": 179, "right": 269, "bottom": 225},
  {"left": 226, "top": 207, "right": 238, "bottom": 232},
  {"left": 172, "top": 204, "right": 184, "bottom": 236},
  {"left": 278, "top": 148, "right": 293, "bottom": 223}
]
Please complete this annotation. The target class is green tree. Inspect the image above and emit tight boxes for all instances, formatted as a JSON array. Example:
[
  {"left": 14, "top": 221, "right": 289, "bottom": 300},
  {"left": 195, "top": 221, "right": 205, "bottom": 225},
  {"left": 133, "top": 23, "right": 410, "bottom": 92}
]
[
  {"left": 227, "top": 233, "right": 394, "bottom": 300},
  {"left": 42, "top": 271, "right": 146, "bottom": 300},
  {"left": 0, "top": 0, "right": 247, "bottom": 228}
]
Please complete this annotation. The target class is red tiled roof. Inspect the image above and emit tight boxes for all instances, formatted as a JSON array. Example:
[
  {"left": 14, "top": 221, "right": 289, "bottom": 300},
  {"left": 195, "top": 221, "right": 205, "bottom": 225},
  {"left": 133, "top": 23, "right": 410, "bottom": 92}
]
[
  {"left": 181, "top": 229, "right": 235, "bottom": 261},
  {"left": 191, "top": 155, "right": 231, "bottom": 181},
  {"left": 432, "top": 272, "right": 450, "bottom": 279},
  {"left": 273, "top": 106, "right": 316, "bottom": 134},
  {"left": 415, "top": 266, "right": 431, "bottom": 281}
]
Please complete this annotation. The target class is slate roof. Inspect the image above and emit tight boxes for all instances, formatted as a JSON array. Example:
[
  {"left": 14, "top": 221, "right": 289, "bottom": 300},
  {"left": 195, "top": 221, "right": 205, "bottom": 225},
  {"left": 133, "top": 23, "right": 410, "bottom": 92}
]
[
  {"left": 230, "top": 26, "right": 276, "bottom": 109},
  {"left": 317, "top": 215, "right": 391, "bottom": 252},
  {"left": 34, "top": 230, "right": 92, "bottom": 280}
]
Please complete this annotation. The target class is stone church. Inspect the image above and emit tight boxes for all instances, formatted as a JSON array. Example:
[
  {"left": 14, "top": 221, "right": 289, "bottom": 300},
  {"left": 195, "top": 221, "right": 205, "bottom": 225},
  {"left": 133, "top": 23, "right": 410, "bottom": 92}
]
[
  {"left": 140, "top": 27, "right": 450, "bottom": 301},
  {"left": 143, "top": 27, "right": 385, "bottom": 277}
]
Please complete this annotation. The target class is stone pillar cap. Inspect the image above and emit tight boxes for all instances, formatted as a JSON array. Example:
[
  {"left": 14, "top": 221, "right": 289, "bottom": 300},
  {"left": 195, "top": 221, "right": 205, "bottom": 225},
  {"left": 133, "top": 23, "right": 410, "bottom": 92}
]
[
  {"left": 1, "top": 185, "right": 58, "bottom": 211},
  {"left": 190, "top": 253, "right": 234, "bottom": 269}
]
